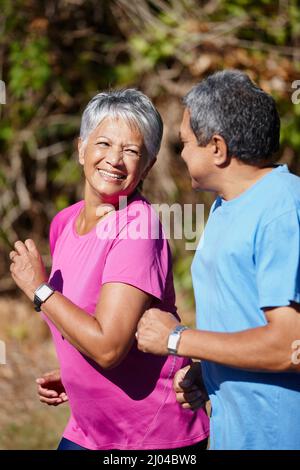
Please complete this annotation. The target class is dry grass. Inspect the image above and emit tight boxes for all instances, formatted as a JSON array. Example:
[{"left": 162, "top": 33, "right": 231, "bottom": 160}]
[
  {"left": 0, "top": 296, "right": 70, "bottom": 449},
  {"left": 0, "top": 293, "right": 197, "bottom": 449}
]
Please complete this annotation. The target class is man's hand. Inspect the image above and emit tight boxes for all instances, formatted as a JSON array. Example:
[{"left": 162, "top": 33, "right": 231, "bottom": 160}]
[
  {"left": 36, "top": 369, "right": 68, "bottom": 406},
  {"left": 9, "top": 239, "right": 47, "bottom": 301},
  {"left": 174, "top": 362, "right": 208, "bottom": 411},
  {"left": 137, "top": 308, "right": 180, "bottom": 355}
]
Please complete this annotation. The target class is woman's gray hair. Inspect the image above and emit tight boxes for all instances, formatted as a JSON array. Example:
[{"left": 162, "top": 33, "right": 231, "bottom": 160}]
[
  {"left": 80, "top": 89, "right": 163, "bottom": 165},
  {"left": 183, "top": 70, "right": 280, "bottom": 165}
]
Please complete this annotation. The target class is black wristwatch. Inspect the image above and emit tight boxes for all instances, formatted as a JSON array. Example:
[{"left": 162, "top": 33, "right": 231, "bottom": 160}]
[{"left": 33, "top": 283, "right": 55, "bottom": 312}]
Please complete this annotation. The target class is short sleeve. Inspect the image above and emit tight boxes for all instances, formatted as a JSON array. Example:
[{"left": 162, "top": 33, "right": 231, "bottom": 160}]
[
  {"left": 49, "top": 201, "right": 83, "bottom": 258},
  {"left": 101, "top": 220, "right": 170, "bottom": 301},
  {"left": 49, "top": 217, "right": 58, "bottom": 258},
  {"left": 255, "top": 209, "right": 300, "bottom": 309}
]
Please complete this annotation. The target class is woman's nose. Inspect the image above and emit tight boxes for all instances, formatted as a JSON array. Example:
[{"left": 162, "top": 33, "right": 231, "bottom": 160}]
[{"left": 106, "top": 148, "right": 124, "bottom": 166}]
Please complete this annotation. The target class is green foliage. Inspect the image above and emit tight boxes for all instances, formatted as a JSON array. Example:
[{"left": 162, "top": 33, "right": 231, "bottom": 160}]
[
  {"left": 50, "top": 156, "right": 81, "bottom": 186},
  {"left": 54, "top": 195, "right": 71, "bottom": 212},
  {"left": 130, "top": 29, "right": 179, "bottom": 69},
  {"left": 0, "top": 168, "right": 7, "bottom": 186},
  {"left": 0, "top": 0, "right": 300, "bottom": 449},
  {"left": 9, "top": 38, "right": 51, "bottom": 98},
  {"left": 0, "top": 123, "right": 14, "bottom": 143},
  {"left": 281, "top": 112, "right": 300, "bottom": 151},
  {"left": 174, "top": 253, "right": 194, "bottom": 291},
  {"left": 115, "top": 63, "right": 138, "bottom": 85},
  {"left": 0, "top": 0, "right": 299, "bottom": 324}
]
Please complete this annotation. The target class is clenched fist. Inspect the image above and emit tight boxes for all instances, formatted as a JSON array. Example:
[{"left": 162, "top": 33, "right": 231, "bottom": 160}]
[
  {"left": 137, "top": 308, "right": 179, "bottom": 355},
  {"left": 9, "top": 239, "right": 47, "bottom": 300}
]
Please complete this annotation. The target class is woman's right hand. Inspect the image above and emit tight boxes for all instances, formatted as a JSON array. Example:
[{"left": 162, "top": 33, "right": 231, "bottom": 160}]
[{"left": 36, "top": 369, "right": 69, "bottom": 406}]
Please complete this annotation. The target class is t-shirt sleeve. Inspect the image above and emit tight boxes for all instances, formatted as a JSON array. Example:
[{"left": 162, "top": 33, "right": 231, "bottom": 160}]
[
  {"left": 49, "top": 201, "right": 83, "bottom": 258},
  {"left": 101, "top": 223, "right": 170, "bottom": 301},
  {"left": 49, "top": 210, "right": 66, "bottom": 258},
  {"left": 255, "top": 209, "right": 300, "bottom": 309},
  {"left": 49, "top": 216, "right": 59, "bottom": 258}
]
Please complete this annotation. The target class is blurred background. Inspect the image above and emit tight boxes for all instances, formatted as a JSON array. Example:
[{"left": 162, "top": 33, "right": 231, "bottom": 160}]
[{"left": 0, "top": 0, "right": 299, "bottom": 449}]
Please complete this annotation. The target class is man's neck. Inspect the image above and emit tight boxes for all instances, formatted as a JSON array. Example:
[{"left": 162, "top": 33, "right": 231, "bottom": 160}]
[{"left": 218, "top": 162, "right": 276, "bottom": 201}]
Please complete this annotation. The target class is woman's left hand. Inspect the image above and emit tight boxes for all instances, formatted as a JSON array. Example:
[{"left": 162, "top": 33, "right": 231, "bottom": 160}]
[
  {"left": 9, "top": 239, "right": 48, "bottom": 301},
  {"left": 137, "top": 308, "right": 179, "bottom": 355}
]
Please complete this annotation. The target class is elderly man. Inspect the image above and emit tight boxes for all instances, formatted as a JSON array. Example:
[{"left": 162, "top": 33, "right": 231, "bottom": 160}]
[{"left": 137, "top": 70, "right": 300, "bottom": 450}]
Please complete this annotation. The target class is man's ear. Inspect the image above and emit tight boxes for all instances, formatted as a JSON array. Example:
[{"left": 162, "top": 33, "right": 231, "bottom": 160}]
[
  {"left": 78, "top": 137, "right": 85, "bottom": 165},
  {"left": 140, "top": 157, "right": 156, "bottom": 181},
  {"left": 211, "top": 135, "right": 228, "bottom": 167}
]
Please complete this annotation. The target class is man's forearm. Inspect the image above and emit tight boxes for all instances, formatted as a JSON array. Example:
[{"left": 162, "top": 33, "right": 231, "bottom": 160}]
[{"left": 177, "top": 325, "right": 297, "bottom": 372}]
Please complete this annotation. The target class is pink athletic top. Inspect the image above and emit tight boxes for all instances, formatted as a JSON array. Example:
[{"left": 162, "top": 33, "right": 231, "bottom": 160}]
[{"left": 44, "top": 191, "right": 209, "bottom": 450}]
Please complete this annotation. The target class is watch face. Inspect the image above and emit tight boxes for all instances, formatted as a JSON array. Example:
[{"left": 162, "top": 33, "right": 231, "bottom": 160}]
[
  {"left": 168, "top": 332, "right": 180, "bottom": 351},
  {"left": 36, "top": 284, "right": 53, "bottom": 302}
]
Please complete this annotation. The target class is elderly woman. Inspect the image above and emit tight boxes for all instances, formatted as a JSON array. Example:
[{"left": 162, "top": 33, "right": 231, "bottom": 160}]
[{"left": 9, "top": 89, "right": 209, "bottom": 450}]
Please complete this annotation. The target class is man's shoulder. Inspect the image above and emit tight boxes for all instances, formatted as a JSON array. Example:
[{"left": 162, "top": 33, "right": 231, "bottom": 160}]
[
  {"left": 271, "top": 169, "right": 300, "bottom": 198},
  {"left": 260, "top": 170, "right": 300, "bottom": 223}
]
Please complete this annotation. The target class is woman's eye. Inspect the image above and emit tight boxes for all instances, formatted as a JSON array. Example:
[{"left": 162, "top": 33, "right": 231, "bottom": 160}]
[
  {"left": 97, "top": 141, "right": 109, "bottom": 147},
  {"left": 125, "top": 148, "right": 138, "bottom": 155}
]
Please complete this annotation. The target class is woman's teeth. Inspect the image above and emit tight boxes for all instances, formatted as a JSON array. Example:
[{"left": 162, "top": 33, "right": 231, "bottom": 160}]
[{"left": 98, "top": 170, "right": 125, "bottom": 180}]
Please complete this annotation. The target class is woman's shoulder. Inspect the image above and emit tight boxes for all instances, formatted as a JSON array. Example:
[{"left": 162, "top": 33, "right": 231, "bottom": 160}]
[
  {"left": 50, "top": 200, "right": 84, "bottom": 244},
  {"left": 49, "top": 200, "right": 84, "bottom": 256},
  {"left": 127, "top": 191, "right": 157, "bottom": 217},
  {"left": 116, "top": 192, "right": 167, "bottom": 244},
  {"left": 51, "top": 200, "right": 84, "bottom": 228}
]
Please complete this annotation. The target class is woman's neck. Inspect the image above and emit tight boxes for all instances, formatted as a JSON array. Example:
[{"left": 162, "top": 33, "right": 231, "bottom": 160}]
[{"left": 77, "top": 186, "right": 139, "bottom": 235}]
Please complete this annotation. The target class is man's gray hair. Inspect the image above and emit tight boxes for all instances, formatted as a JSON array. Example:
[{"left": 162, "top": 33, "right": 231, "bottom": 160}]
[
  {"left": 183, "top": 70, "right": 280, "bottom": 165},
  {"left": 80, "top": 89, "right": 163, "bottom": 165}
]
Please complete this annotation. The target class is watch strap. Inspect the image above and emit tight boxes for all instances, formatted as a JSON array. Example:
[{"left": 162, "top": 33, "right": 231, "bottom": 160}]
[
  {"left": 34, "top": 294, "right": 43, "bottom": 312},
  {"left": 167, "top": 325, "right": 189, "bottom": 355},
  {"left": 33, "top": 283, "right": 55, "bottom": 312}
]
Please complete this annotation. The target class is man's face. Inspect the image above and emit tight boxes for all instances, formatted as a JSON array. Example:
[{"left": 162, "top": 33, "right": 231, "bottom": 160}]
[{"left": 179, "top": 108, "right": 215, "bottom": 191}]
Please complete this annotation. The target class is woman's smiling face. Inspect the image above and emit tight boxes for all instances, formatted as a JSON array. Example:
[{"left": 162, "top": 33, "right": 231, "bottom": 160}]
[{"left": 78, "top": 116, "right": 149, "bottom": 205}]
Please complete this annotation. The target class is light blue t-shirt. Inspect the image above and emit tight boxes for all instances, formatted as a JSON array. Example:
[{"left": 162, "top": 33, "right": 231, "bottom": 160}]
[{"left": 191, "top": 165, "right": 300, "bottom": 450}]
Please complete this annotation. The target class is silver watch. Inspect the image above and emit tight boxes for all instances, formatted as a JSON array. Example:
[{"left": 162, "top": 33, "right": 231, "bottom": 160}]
[
  {"left": 34, "top": 283, "right": 55, "bottom": 312},
  {"left": 167, "top": 325, "right": 189, "bottom": 355}
]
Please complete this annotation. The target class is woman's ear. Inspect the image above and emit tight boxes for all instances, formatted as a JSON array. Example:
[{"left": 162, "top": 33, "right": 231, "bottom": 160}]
[
  {"left": 78, "top": 138, "right": 85, "bottom": 165},
  {"left": 211, "top": 135, "right": 228, "bottom": 167}
]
